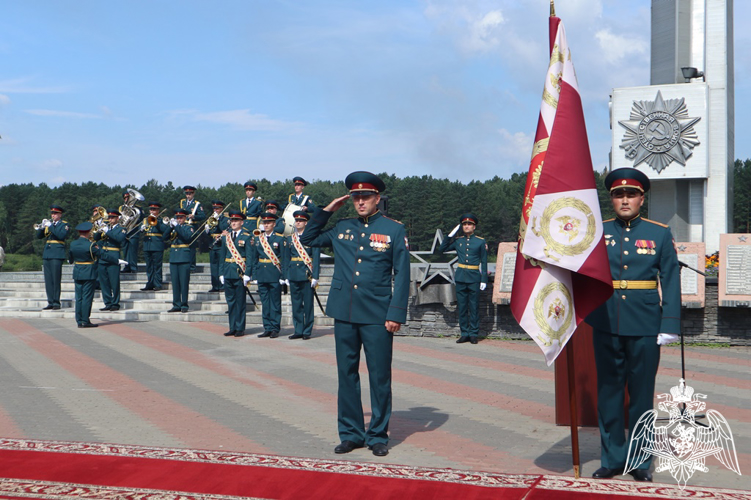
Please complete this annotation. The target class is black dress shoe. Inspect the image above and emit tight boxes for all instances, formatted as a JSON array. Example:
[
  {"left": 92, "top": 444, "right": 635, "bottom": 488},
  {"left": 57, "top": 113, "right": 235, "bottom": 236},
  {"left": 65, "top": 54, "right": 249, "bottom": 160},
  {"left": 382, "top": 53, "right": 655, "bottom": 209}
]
[
  {"left": 100, "top": 306, "right": 112, "bottom": 311},
  {"left": 334, "top": 441, "right": 363, "bottom": 454},
  {"left": 140, "top": 287, "right": 154, "bottom": 291},
  {"left": 592, "top": 467, "right": 622, "bottom": 479},
  {"left": 78, "top": 323, "right": 98, "bottom": 328},
  {"left": 258, "top": 331, "right": 272, "bottom": 338},
  {"left": 208, "top": 288, "right": 219, "bottom": 293},
  {"left": 302, "top": 336, "right": 311, "bottom": 340},
  {"left": 167, "top": 308, "right": 181, "bottom": 313},
  {"left": 470, "top": 337, "right": 478, "bottom": 344},
  {"left": 234, "top": 331, "right": 246, "bottom": 337},
  {"left": 42, "top": 305, "right": 54, "bottom": 310},
  {"left": 456, "top": 336, "right": 470, "bottom": 344},
  {"left": 270, "top": 331, "right": 279, "bottom": 338},
  {"left": 370, "top": 443, "right": 389, "bottom": 457},
  {"left": 52, "top": 305, "right": 61, "bottom": 310},
  {"left": 288, "top": 333, "right": 303, "bottom": 340},
  {"left": 223, "top": 330, "right": 236, "bottom": 337},
  {"left": 153, "top": 287, "right": 162, "bottom": 291},
  {"left": 628, "top": 469, "right": 652, "bottom": 482},
  {"left": 110, "top": 305, "right": 120, "bottom": 311},
  {"left": 181, "top": 308, "right": 189, "bottom": 313}
]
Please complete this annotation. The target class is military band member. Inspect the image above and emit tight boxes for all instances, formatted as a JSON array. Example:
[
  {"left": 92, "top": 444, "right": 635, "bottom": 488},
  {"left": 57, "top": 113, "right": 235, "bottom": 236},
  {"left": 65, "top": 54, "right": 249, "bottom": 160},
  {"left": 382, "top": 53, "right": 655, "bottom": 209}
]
[
  {"left": 165, "top": 208, "right": 195, "bottom": 313},
  {"left": 120, "top": 190, "right": 143, "bottom": 274},
  {"left": 140, "top": 202, "right": 169, "bottom": 291},
  {"left": 95, "top": 209, "right": 127, "bottom": 311},
  {"left": 70, "top": 222, "right": 120, "bottom": 327},
  {"left": 36, "top": 204, "right": 70, "bottom": 310},
  {"left": 206, "top": 200, "right": 230, "bottom": 292},
  {"left": 300, "top": 171, "right": 410, "bottom": 458},
  {"left": 287, "top": 176, "right": 316, "bottom": 212},
  {"left": 219, "top": 210, "right": 252, "bottom": 337},
  {"left": 180, "top": 185, "right": 205, "bottom": 273},
  {"left": 262, "top": 200, "right": 287, "bottom": 234},
  {"left": 283, "top": 211, "right": 320, "bottom": 340},
  {"left": 440, "top": 214, "right": 488, "bottom": 344},
  {"left": 586, "top": 168, "right": 681, "bottom": 483},
  {"left": 240, "top": 181, "right": 263, "bottom": 232},
  {"left": 252, "top": 212, "right": 286, "bottom": 338}
]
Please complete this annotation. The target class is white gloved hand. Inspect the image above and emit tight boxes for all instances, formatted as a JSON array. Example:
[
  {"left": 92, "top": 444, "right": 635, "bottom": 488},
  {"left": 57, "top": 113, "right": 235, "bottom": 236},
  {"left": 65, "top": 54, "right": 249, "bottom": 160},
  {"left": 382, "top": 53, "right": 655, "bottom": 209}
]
[
  {"left": 242, "top": 275, "right": 251, "bottom": 286},
  {"left": 101, "top": 225, "right": 109, "bottom": 233},
  {"left": 219, "top": 276, "right": 225, "bottom": 285},
  {"left": 657, "top": 333, "right": 680, "bottom": 345},
  {"left": 310, "top": 278, "right": 318, "bottom": 288},
  {"left": 448, "top": 223, "right": 461, "bottom": 238},
  {"left": 43, "top": 220, "right": 52, "bottom": 228},
  {"left": 118, "top": 259, "right": 128, "bottom": 266},
  {"left": 204, "top": 225, "right": 211, "bottom": 234},
  {"left": 170, "top": 218, "right": 178, "bottom": 227},
  {"left": 279, "top": 279, "right": 287, "bottom": 285},
  {"left": 251, "top": 280, "right": 258, "bottom": 285},
  {"left": 479, "top": 282, "right": 487, "bottom": 291}
]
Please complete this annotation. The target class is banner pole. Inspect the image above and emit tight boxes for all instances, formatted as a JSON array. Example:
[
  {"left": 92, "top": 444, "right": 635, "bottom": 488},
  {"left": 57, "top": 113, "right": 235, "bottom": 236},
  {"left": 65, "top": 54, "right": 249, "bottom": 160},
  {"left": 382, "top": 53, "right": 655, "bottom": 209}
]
[{"left": 566, "top": 341, "right": 581, "bottom": 479}]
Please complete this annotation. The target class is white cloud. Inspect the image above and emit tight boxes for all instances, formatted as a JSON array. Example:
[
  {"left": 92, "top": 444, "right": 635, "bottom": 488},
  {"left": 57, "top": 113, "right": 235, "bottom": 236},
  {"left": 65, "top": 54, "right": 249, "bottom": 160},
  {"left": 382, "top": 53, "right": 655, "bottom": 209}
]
[
  {"left": 184, "top": 109, "right": 302, "bottom": 132},
  {"left": 25, "top": 109, "right": 102, "bottom": 119},
  {"left": 594, "top": 29, "right": 648, "bottom": 64},
  {"left": 0, "top": 77, "right": 69, "bottom": 94},
  {"left": 0, "top": 94, "right": 10, "bottom": 106},
  {"left": 40, "top": 159, "right": 64, "bottom": 170}
]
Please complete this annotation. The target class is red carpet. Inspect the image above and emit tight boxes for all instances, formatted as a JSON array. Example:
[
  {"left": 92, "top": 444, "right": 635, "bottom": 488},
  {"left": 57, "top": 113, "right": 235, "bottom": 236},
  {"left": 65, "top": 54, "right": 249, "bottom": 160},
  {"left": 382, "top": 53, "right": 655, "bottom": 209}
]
[{"left": 0, "top": 439, "right": 748, "bottom": 499}]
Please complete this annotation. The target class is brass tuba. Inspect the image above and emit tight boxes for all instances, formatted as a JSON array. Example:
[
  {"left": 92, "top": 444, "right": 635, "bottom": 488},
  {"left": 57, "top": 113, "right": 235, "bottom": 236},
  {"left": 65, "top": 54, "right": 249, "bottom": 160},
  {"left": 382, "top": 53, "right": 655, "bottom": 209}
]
[{"left": 119, "top": 188, "right": 145, "bottom": 232}]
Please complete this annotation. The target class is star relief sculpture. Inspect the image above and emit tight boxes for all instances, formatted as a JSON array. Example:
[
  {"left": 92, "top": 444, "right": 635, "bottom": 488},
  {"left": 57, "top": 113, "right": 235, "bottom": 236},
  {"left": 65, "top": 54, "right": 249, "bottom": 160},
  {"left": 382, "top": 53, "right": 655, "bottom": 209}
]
[
  {"left": 619, "top": 90, "right": 701, "bottom": 173},
  {"left": 410, "top": 229, "right": 458, "bottom": 289}
]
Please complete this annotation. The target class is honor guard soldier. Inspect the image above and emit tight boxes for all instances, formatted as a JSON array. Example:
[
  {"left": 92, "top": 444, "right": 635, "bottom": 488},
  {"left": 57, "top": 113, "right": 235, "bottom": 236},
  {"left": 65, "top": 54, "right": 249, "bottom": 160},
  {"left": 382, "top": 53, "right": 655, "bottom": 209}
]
[
  {"left": 300, "top": 171, "right": 410, "bottom": 458},
  {"left": 586, "top": 168, "right": 681, "bottom": 483},
  {"left": 283, "top": 211, "right": 320, "bottom": 340},
  {"left": 180, "top": 186, "right": 205, "bottom": 273},
  {"left": 69, "top": 222, "right": 120, "bottom": 327},
  {"left": 287, "top": 176, "right": 316, "bottom": 212},
  {"left": 119, "top": 190, "right": 143, "bottom": 274},
  {"left": 219, "top": 210, "right": 252, "bottom": 337},
  {"left": 207, "top": 200, "right": 230, "bottom": 292},
  {"left": 240, "top": 181, "right": 263, "bottom": 232},
  {"left": 165, "top": 208, "right": 195, "bottom": 313},
  {"left": 36, "top": 204, "right": 70, "bottom": 310},
  {"left": 261, "top": 200, "right": 287, "bottom": 233},
  {"left": 252, "top": 212, "right": 286, "bottom": 338},
  {"left": 140, "top": 202, "right": 169, "bottom": 291},
  {"left": 95, "top": 209, "right": 128, "bottom": 311},
  {"left": 440, "top": 213, "right": 488, "bottom": 344}
]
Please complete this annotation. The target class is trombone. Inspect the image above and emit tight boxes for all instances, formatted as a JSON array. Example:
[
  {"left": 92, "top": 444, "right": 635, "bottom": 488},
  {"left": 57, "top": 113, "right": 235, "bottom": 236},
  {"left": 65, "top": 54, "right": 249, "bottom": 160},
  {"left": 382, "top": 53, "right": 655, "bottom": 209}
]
[{"left": 188, "top": 202, "right": 231, "bottom": 246}]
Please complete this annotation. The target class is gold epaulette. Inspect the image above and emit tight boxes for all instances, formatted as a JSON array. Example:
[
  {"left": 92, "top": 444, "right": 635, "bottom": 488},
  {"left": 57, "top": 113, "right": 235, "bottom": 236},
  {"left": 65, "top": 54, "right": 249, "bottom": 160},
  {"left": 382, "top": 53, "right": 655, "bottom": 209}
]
[
  {"left": 475, "top": 235, "right": 485, "bottom": 240},
  {"left": 643, "top": 218, "right": 669, "bottom": 228},
  {"left": 274, "top": 232, "right": 285, "bottom": 237},
  {"left": 384, "top": 216, "right": 403, "bottom": 225},
  {"left": 603, "top": 218, "right": 615, "bottom": 222}
]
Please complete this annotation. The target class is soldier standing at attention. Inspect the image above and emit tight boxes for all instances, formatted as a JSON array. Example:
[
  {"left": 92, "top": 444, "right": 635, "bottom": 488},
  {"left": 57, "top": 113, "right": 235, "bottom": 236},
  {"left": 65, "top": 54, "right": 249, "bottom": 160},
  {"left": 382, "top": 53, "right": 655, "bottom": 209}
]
[
  {"left": 95, "top": 209, "right": 127, "bottom": 311},
  {"left": 300, "top": 171, "right": 410, "bottom": 458},
  {"left": 262, "top": 200, "right": 288, "bottom": 234},
  {"left": 36, "top": 204, "right": 69, "bottom": 310},
  {"left": 252, "top": 212, "right": 286, "bottom": 338},
  {"left": 240, "top": 181, "right": 263, "bottom": 232},
  {"left": 283, "top": 211, "right": 320, "bottom": 340},
  {"left": 165, "top": 208, "right": 195, "bottom": 313},
  {"left": 287, "top": 176, "right": 316, "bottom": 212},
  {"left": 140, "top": 202, "right": 169, "bottom": 291},
  {"left": 207, "top": 200, "right": 230, "bottom": 293},
  {"left": 70, "top": 222, "right": 119, "bottom": 328},
  {"left": 439, "top": 214, "right": 488, "bottom": 344},
  {"left": 586, "top": 168, "right": 681, "bottom": 483},
  {"left": 219, "top": 210, "right": 252, "bottom": 337},
  {"left": 180, "top": 186, "right": 205, "bottom": 273}
]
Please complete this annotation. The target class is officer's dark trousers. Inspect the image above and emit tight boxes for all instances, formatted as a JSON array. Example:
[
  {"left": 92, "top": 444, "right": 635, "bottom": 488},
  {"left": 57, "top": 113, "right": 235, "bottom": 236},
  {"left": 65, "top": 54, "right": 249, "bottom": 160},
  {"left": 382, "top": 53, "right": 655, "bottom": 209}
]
[
  {"left": 593, "top": 330, "right": 660, "bottom": 470},
  {"left": 257, "top": 282, "right": 281, "bottom": 332},
  {"left": 122, "top": 234, "right": 138, "bottom": 272},
  {"left": 170, "top": 262, "right": 190, "bottom": 310},
  {"left": 334, "top": 320, "right": 393, "bottom": 447},
  {"left": 98, "top": 263, "right": 120, "bottom": 307},
  {"left": 224, "top": 278, "right": 246, "bottom": 332},
  {"left": 209, "top": 249, "right": 223, "bottom": 290},
  {"left": 43, "top": 258, "right": 63, "bottom": 307},
  {"left": 74, "top": 279, "right": 95, "bottom": 325},
  {"left": 456, "top": 281, "right": 480, "bottom": 337},
  {"left": 289, "top": 280, "right": 314, "bottom": 337},
  {"left": 143, "top": 250, "right": 164, "bottom": 289}
]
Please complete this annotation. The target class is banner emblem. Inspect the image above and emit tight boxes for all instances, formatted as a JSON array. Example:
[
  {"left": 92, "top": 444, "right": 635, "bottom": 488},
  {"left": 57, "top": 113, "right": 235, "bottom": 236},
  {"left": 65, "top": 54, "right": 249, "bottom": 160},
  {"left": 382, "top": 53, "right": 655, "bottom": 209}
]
[
  {"left": 533, "top": 282, "right": 573, "bottom": 346},
  {"left": 531, "top": 197, "right": 596, "bottom": 261}
]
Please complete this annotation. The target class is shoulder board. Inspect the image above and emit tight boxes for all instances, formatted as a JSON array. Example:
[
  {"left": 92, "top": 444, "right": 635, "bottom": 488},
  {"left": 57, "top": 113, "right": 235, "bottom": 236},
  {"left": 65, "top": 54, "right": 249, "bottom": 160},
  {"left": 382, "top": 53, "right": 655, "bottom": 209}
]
[
  {"left": 62, "top": 220, "right": 69, "bottom": 224},
  {"left": 602, "top": 218, "right": 615, "bottom": 223},
  {"left": 384, "top": 216, "right": 404, "bottom": 225},
  {"left": 642, "top": 218, "right": 669, "bottom": 228},
  {"left": 474, "top": 235, "right": 485, "bottom": 240},
  {"left": 274, "top": 232, "right": 285, "bottom": 237},
  {"left": 240, "top": 230, "right": 250, "bottom": 235}
]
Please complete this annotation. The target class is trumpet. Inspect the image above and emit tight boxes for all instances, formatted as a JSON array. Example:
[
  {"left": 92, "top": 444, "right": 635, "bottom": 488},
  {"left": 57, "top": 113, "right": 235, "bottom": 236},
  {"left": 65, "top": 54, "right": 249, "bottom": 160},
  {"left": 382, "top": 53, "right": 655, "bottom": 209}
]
[
  {"left": 252, "top": 228, "right": 262, "bottom": 237},
  {"left": 142, "top": 209, "right": 168, "bottom": 230},
  {"left": 33, "top": 219, "right": 51, "bottom": 230}
]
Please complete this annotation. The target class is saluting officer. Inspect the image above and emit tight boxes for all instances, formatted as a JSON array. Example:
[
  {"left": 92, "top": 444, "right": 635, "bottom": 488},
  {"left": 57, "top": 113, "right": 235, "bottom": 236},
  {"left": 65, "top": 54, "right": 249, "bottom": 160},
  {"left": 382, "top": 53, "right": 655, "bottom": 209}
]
[
  {"left": 95, "top": 209, "right": 127, "bottom": 311},
  {"left": 440, "top": 213, "right": 488, "bottom": 344},
  {"left": 283, "top": 210, "right": 320, "bottom": 340},
  {"left": 300, "top": 171, "right": 410, "bottom": 458},
  {"left": 165, "top": 208, "right": 195, "bottom": 313},
  {"left": 261, "top": 200, "right": 288, "bottom": 234},
  {"left": 179, "top": 185, "right": 205, "bottom": 273},
  {"left": 287, "top": 176, "right": 316, "bottom": 212},
  {"left": 207, "top": 200, "right": 230, "bottom": 292},
  {"left": 219, "top": 210, "right": 252, "bottom": 337},
  {"left": 36, "top": 204, "right": 70, "bottom": 310},
  {"left": 586, "top": 168, "right": 681, "bottom": 483},
  {"left": 69, "top": 222, "right": 120, "bottom": 328},
  {"left": 252, "top": 212, "right": 286, "bottom": 338},
  {"left": 140, "top": 202, "right": 169, "bottom": 291},
  {"left": 240, "top": 181, "right": 263, "bottom": 232}
]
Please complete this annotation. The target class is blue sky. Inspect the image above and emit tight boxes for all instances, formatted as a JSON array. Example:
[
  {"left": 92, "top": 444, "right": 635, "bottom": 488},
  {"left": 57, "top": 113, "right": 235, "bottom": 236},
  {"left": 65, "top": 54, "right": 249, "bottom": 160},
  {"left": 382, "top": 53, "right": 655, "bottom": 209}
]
[{"left": 1, "top": 0, "right": 748, "bottom": 188}]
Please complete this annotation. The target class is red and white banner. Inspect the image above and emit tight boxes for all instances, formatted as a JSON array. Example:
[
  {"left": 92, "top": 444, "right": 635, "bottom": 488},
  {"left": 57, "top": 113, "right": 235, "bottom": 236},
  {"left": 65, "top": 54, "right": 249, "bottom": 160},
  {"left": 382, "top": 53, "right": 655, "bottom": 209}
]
[{"left": 510, "top": 15, "right": 612, "bottom": 366}]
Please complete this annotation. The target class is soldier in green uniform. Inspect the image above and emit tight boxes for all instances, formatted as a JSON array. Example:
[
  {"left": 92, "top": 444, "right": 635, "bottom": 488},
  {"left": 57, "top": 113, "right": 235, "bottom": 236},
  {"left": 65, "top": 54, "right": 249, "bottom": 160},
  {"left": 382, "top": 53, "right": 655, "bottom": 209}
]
[
  {"left": 283, "top": 210, "right": 320, "bottom": 340},
  {"left": 252, "top": 212, "right": 286, "bottom": 338},
  {"left": 262, "top": 200, "right": 288, "bottom": 234},
  {"left": 586, "top": 168, "right": 681, "bottom": 483},
  {"left": 165, "top": 208, "right": 195, "bottom": 313},
  {"left": 69, "top": 222, "right": 120, "bottom": 327},
  {"left": 94, "top": 209, "right": 127, "bottom": 311},
  {"left": 36, "top": 205, "right": 70, "bottom": 310},
  {"left": 140, "top": 202, "right": 169, "bottom": 291},
  {"left": 219, "top": 210, "right": 252, "bottom": 337},
  {"left": 287, "top": 176, "right": 316, "bottom": 212},
  {"left": 119, "top": 190, "right": 143, "bottom": 274},
  {"left": 179, "top": 186, "right": 205, "bottom": 273},
  {"left": 240, "top": 181, "right": 264, "bottom": 232},
  {"left": 440, "top": 213, "right": 488, "bottom": 344},
  {"left": 207, "top": 200, "right": 230, "bottom": 292},
  {"left": 300, "top": 171, "right": 410, "bottom": 458}
]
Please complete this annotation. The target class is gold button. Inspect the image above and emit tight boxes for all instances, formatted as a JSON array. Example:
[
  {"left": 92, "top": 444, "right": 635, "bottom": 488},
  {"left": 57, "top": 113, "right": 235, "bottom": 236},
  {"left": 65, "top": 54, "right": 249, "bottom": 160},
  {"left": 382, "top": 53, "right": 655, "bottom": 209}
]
[
  {"left": 359, "top": 246, "right": 363, "bottom": 250},
  {"left": 358, "top": 259, "right": 362, "bottom": 263},
  {"left": 626, "top": 228, "right": 630, "bottom": 232},
  {"left": 624, "top": 250, "right": 629, "bottom": 255},
  {"left": 354, "top": 285, "right": 358, "bottom": 289},
  {"left": 356, "top": 271, "right": 360, "bottom": 276},
  {"left": 624, "top": 237, "right": 629, "bottom": 242},
  {"left": 623, "top": 265, "right": 628, "bottom": 270},
  {"left": 364, "top": 224, "right": 369, "bottom": 228},
  {"left": 361, "top": 233, "right": 365, "bottom": 237},
  {"left": 622, "top": 295, "right": 626, "bottom": 300}
]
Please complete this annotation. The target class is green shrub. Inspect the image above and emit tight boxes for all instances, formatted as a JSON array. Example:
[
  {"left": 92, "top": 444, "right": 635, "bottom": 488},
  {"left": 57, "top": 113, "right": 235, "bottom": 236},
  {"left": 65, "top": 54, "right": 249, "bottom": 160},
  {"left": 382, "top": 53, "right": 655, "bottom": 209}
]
[{"left": 1, "top": 254, "right": 44, "bottom": 272}]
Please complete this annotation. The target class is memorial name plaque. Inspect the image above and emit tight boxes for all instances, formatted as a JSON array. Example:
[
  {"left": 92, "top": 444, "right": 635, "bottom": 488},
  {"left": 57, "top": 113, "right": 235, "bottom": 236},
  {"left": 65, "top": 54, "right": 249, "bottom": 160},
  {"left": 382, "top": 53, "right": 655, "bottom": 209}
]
[
  {"left": 718, "top": 234, "right": 751, "bottom": 307},
  {"left": 492, "top": 243, "right": 517, "bottom": 305},
  {"left": 675, "top": 242, "right": 705, "bottom": 308}
]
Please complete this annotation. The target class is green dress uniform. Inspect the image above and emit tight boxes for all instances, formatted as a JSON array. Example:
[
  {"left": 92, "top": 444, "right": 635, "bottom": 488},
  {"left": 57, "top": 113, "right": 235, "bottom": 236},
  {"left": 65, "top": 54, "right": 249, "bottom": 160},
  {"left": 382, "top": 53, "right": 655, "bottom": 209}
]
[
  {"left": 165, "top": 222, "right": 195, "bottom": 312},
  {"left": 250, "top": 229, "right": 286, "bottom": 334},
  {"left": 283, "top": 231, "right": 321, "bottom": 338},
  {"left": 208, "top": 214, "right": 230, "bottom": 291},
  {"left": 287, "top": 193, "right": 316, "bottom": 212},
  {"left": 119, "top": 202, "right": 143, "bottom": 273},
  {"left": 36, "top": 216, "right": 70, "bottom": 309},
  {"left": 70, "top": 233, "right": 119, "bottom": 326},
  {"left": 240, "top": 196, "right": 263, "bottom": 232},
  {"left": 220, "top": 227, "right": 253, "bottom": 334},
  {"left": 141, "top": 217, "right": 169, "bottom": 290},
  {"left": 95, "top": 223, "right": 126, "bottom": 310},
  {"left": 180, "top": 193, "right": 205, "bottom": 272},
  {"left": 300, "top": 207, "right": 410, "bottom": 448},
  {"left": 440, "top": 228, "right": 488, "bottom": 340}
]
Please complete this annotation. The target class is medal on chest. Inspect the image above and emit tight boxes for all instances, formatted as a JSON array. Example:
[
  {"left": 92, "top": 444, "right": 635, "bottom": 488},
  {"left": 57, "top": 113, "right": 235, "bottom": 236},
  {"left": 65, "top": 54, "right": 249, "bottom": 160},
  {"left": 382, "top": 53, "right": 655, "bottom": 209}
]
[
  {"left": 370, "top": 233, "right": 391, "bottom": 252},
  {"left": 635, "top": 240, "right": 656, "bottom": 255}
]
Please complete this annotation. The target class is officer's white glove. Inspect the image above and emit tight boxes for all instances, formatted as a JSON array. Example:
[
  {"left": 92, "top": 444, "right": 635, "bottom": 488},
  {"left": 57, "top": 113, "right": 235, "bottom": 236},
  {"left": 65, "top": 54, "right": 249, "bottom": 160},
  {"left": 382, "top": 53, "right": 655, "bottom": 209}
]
[
  {"left": 101, "top": 225, "right": 109, "bottom": 233},
  {"left": 204, "top": 225, "right": 211, "bottom": 234},
  {"left": 219, "top": 276, "right": 225, "bottom": 285},
  {"left": 251, "top": 280, "right": 258, "bottom": 285},
  {"left": 479, "top": 283, "right": 487, "bottom": 291},
  {"left": 448, "top": 223, "right": 461, "bottom": 238},
  {"left": 657, "top": 333, "right": 680, "bottom": 345},
  {"left": 118, "top": 259, "right": 128, "bottom": 266},
  {"left": 310, "top": 278, "right": 318, "bottom": 288},
  {"left": 43, "top": 220, "right": 52, "bottom": 228},
  {"left": 170, "top": 218, "right": 178, "bottom": 227},
  {"left": 242, "top": 275, "right": 251, "bottom": 286},
  {"left": 279, "top": 279, "right": 287, "bottom": 285}
]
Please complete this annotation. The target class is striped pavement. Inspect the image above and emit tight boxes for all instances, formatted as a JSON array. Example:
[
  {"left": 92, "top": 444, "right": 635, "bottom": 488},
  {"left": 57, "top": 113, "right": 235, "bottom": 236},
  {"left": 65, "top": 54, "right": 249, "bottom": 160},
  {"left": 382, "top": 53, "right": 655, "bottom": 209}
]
[{"left": 0, "top": 317, "right": 749, "bottom": 492}]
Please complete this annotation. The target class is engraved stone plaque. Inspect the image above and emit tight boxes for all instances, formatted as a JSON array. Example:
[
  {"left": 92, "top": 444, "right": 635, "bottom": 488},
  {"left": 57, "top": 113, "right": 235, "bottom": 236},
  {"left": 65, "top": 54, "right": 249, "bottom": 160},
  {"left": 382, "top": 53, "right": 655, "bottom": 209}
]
[
  {"left": 718, "top": 234, "right": 751, "bottom": 307},
  {"left": 675, "top": 242, "right": 705, "bottom": 308},
  {"left": 493, "top": 243, "right": 517, "bottom": 305}
]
